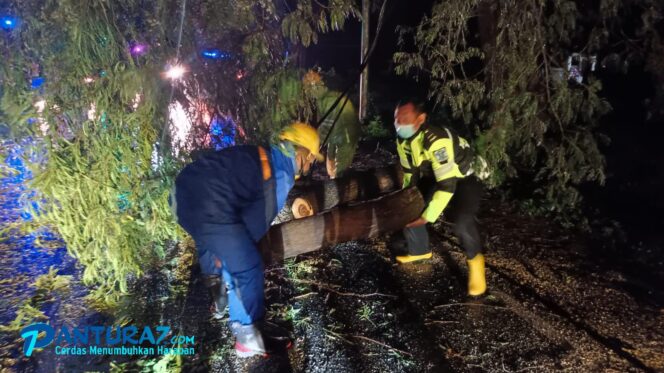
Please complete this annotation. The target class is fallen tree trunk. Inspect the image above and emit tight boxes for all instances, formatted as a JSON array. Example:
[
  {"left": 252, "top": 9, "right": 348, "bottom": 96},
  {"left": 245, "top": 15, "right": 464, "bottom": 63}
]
[
  {"left": 260, "top": 187, "right": 424, "bottom": 263},
  {"left": 291, "top": 164, "right": 403, "bottom": 218}
]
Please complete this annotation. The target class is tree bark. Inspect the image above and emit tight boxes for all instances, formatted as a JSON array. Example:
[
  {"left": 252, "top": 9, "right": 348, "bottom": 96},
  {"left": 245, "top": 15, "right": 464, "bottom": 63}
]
[
  {"left": 291, "top": 164, "right": 403, "bottom": 218},
  {"left": 359, "top": 0, "right": 370, "bottom": 122},
  {"left": 260, "top": 187, "right": 424, "bottom": 263}
]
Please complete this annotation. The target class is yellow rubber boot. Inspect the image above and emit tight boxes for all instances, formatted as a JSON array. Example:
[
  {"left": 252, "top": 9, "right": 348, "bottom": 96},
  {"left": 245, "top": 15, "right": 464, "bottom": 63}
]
[
  {"left": 396, "top": 252, "right": 432, "bottom": 264},
  {"left": 467, "top": 254, "right": 486, "bottom": 296}
]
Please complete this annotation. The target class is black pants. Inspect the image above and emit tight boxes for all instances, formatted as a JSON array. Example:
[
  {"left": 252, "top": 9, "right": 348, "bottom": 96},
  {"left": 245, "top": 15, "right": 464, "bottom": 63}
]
[{"left": 404, "top": 176, "right": 483, "bottom": 259}]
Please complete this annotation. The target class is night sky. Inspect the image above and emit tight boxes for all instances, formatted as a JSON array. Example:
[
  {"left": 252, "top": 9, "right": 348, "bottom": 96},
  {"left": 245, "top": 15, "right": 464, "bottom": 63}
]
[{"left": 305, "top": 0, "right": 664, "bottom": 235}]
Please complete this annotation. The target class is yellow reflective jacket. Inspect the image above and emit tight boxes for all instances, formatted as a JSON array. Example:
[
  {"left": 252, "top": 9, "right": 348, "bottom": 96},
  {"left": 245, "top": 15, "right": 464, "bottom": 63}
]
[{"left": 396, "top": 124, "right": 474, "bottom": 222}]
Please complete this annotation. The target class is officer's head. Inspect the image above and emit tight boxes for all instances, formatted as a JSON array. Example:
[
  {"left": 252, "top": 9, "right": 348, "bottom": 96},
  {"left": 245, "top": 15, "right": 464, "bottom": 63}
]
[
  {"left": 394, "top": 99, "right": 427, "bottom": 139},
  {"left": 279, "top": 122, "right": 324, "bottom": 179}
]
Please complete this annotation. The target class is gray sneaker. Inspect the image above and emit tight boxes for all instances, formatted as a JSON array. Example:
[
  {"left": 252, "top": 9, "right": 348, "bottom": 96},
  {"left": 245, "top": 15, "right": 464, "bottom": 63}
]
[
  {"left": 202, "top": 275, "right": 227, "bottom": 319},
  {"left": 230, "top": 322, "right": 267, "bottom": 358}
]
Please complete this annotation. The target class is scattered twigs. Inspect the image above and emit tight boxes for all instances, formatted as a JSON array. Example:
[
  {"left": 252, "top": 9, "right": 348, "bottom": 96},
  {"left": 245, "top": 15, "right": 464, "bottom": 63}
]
[
  {"left": 350, "top": 335, "right": 413, "bottom": 357},
  {"left": 424, "top": 320, "right": 461, "bottom": 326},
  {"left": 516, "top": 366, "right": 547, "bottom": 372},
  {"left": 290, "top": 278, "right": 340, "bottom": 289},
  {"left": 323, "top": 328, "right": 412, "bottom": 357},
  {"left": 324, "top": 328, "right": 354, "bottom": 343},
  {"left": 265, "top": 267, "right": 286, "bottom": 274},
  {"left": 290, "top": 278, "right": 397, "bottom": 299},
  {"left": 292, "top": 292, "right": 318, "bottom": 300},
  {"left": 434, "top": 303, "right": 508, "bottom": 310},
  {"left": 330, "top": 291, "right": 397, "bottom": 299}
]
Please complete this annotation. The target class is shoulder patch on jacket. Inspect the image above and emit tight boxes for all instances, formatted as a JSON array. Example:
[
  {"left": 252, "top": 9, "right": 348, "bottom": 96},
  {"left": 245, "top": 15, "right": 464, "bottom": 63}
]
[
  {"left": 423, "top": 125, "right": 450, "bottom": 149},
  {"left": 433, "top": 148, "right": 449, "bottom": 163}
]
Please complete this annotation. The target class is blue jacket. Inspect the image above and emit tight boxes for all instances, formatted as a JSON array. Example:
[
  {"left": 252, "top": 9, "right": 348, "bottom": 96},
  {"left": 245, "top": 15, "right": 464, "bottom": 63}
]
[{"left": 174, "top": 144, "right": 295, "bottom": 241}]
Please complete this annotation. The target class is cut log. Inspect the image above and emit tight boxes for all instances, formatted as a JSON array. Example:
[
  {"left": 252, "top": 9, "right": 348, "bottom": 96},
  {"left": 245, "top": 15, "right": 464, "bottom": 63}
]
[
  {"left": 260, "top": 187, "right": 424, "bottom": 263},
  {"left": 291, "top": 164, "right": 403, "bottom": 218},
  {"left": 292, "top": 197, "right": 315, "bottom": 219}
]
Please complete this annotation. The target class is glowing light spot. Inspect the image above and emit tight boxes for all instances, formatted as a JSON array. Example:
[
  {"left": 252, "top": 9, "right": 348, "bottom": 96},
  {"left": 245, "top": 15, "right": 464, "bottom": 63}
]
[
  {"left": 130, "top": 43, "right": 148, "bottom": 56},
  {"left": 132, "top": 93, "right": 142, "bottom": 110},
  {"left": 201, "top": 49, "right": 231, "bottom": 60},
  {"left": 169, "top": 102, "right": 192, "bottom": 155},
  {"left": 1, "top": 16, "right": 16, "bottom": 30},
  {"left": 34, "top": 100, "right": 46, "bottom": 113},
  {"left": 165, "top": 65, "right": 187, "bottom": 80},
  {"left": 87, "top": 104, "right": 97, "bottom": 121},
  {"left": 30, "top": 77, "right": 45, "bottom": 90}
]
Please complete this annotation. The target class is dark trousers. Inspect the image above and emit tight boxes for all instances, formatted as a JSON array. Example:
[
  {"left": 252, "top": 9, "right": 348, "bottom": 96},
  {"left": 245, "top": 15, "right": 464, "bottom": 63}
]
[
  {"left": 173, "top": 167, "right": 277, "bottom": 326},
  {"left": 194, "top": 224, "right": 265, "bottom": 325},
  {"left": 404, "top": 176, "right": 483, "bottom": 259}
]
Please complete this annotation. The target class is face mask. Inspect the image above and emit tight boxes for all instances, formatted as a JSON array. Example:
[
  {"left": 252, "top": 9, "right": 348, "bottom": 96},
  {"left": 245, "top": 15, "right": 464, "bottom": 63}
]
[{"left": 395, "top": 124, "right": 417, "bottom": 139}]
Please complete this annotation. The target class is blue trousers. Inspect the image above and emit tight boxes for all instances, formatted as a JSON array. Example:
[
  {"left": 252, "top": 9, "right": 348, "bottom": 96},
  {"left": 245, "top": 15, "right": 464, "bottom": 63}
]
[
  {"left": 195, "top": 224, "right": 264, "bottom": 325},
  {"left": 173, "top": 147, "right": 279, "bottom": 326}
]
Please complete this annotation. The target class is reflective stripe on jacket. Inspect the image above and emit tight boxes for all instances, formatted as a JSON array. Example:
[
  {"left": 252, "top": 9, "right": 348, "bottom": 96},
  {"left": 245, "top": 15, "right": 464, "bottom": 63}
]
[{"left": 396, "top": 124, "right": 473, "bottom": 222}]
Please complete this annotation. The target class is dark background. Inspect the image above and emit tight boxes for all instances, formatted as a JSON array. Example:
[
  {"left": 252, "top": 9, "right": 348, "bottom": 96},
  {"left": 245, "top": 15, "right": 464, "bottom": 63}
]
[{"left": 303, "top": 0, "right": 664, "bottom": 242}]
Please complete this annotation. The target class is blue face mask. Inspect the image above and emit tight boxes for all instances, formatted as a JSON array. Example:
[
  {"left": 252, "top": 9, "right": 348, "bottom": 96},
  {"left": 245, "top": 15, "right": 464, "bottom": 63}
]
[{"left": 395, "top": 124, "right": 417, "bottom": 139}]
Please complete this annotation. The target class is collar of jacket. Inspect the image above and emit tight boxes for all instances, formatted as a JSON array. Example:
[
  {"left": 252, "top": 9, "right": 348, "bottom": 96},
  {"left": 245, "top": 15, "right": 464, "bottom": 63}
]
[
  {"left": 276, "top": 141, "right": 298, "bottom": 175},
  {"left": 398, "top": 122, "right": 428, "bottom": 144}
]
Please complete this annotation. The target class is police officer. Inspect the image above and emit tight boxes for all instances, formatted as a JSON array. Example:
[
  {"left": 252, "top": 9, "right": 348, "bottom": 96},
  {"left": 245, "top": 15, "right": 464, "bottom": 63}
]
[
  {"left": 394, "top": 100, "right": 486, "bottom": 296},
  {"left": 172, "top": 123, "right": 323, "bottom": 357}
]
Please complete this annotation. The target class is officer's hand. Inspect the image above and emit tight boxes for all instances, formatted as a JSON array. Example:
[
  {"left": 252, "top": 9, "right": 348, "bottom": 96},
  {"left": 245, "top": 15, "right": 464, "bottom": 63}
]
[{"left": 405, "top": 217, "right": 428, "bottom": 228}]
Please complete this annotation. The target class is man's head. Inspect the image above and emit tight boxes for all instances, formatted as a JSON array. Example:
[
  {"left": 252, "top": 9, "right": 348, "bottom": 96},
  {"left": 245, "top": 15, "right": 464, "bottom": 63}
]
[
  {"left": 302, "top": 69, "right": 327, "bottom": 98},
  {"left": 279, "top": 122, "right": 324, "bottom": 178},
  {"left": 394, "top": 99, "right": 427, "bottom": 139},
  {"left": 302, "top": 69, "right": 323, "bottom": 87}
]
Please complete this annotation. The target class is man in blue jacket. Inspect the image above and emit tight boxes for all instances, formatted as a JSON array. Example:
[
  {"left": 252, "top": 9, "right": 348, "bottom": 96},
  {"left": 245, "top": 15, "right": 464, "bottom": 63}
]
[{"left": 172, "top": 122, "right": 323, "bottom": 357}]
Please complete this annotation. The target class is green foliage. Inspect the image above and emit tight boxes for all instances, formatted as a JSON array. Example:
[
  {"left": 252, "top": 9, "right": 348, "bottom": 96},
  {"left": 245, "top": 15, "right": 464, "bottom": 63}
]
[
  {"left": 33, "top": 266, "right": 72, "bottom": 294},
  {"left": 268, "top": 69, "right": 361, "bottom": 176},
  {"left": 356, "top": 303, "right": 375, "bottom": 326},
  {"left": 0, "top": 267, "right": 71, "bottom": 334},
  {"left": 0, "top": 0, "right": 356, "bottom": 302},
  {"left": 282, "top": 0, "right": 359, "bottom": 47},
  {"left": 394, "top": 0, "right": 661, "bottom": 217},
  {"left": 284, "top": 257, "right": 316, "bottom": 280},
  {"left": 0, "top": 303, "right": 48, "bottom": 334},
  {"left": 316, "top": 90, "right": 360, "bottom": 176},
  {"left": 110, "top": 348, "right": 181, "bottom": 373},
  {"left": 275, "top": 304, "right": 311, "bottom": 328},
  {"left": 0, "top": 0, "right": 181, "bottom": 303},
  {"left": 362, "top": 115, "right": 391, "bottom": 139}
]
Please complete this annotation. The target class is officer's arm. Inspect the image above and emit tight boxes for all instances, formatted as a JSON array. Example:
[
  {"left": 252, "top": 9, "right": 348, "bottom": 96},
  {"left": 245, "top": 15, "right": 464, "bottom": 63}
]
[
  {"left": 421, "top": 138, "right": 457, "bottom": 223},
  {"left": 402, "top": 170, "right": 413, "bottom": 188},
  {"left": 396, "top": 142, "right": 413, "bottom": 188}
]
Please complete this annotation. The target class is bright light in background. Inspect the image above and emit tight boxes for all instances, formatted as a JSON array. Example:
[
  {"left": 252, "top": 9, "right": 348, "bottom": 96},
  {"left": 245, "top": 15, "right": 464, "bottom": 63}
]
[
  {"left": 132, "top": 93, "right": 142, "bottom": 110},
  {"left": 87, "top": 104, "right": 97, "bottom": 121},
  {"left": 130, "top": 42, "right": 149, "bottom": 56},
  {"left": 201, "top": 49, "right": 231, "bottom": 60},
  {"left": 83, "top": 77, "right": 95, "bottom": 84},
  {"left": 168, "top": 101, "right": 192, "bottom": 155},
  {"left": 34, "top": 100, "right": 46, "bottom": 113},
  {"left": 30, "top": 77, "right": 45, "bottom": 90},
  {"left": 33, "top": 100, "right": 48, "bottom": 134},
  {"left": 1, "top": 16, "right": 16, "bottom": 31},
  {"left": 165, "top": 65, "right": 187, "bottom": 80}
]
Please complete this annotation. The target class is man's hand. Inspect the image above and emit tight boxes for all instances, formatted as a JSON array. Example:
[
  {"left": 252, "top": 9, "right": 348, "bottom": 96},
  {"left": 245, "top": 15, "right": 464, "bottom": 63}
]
[{"left": 405, "top": 217, "right": 428, "bottom": 228}]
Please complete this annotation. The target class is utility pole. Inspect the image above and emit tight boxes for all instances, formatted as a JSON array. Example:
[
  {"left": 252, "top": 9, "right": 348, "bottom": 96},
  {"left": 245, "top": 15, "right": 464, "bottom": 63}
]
[{"left": 359, "top": 0, "right": 370, "bottom": 122}]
